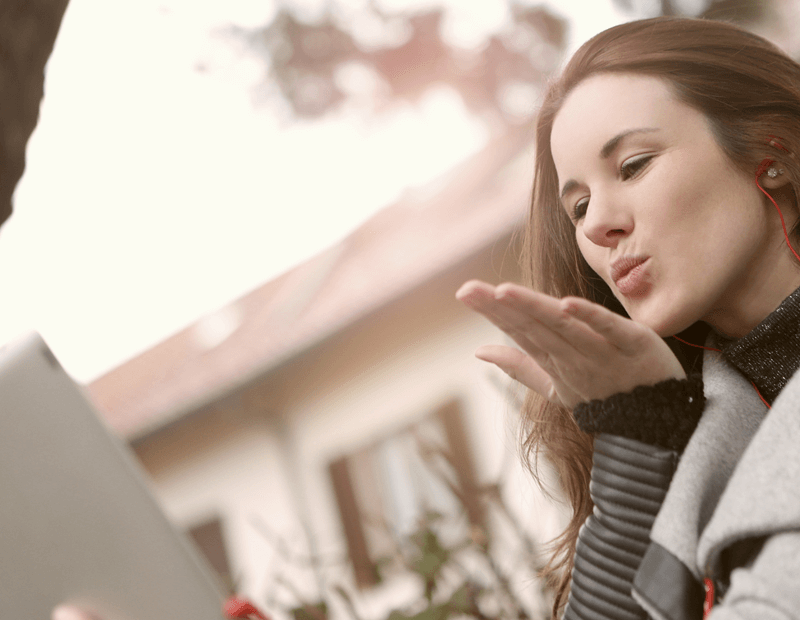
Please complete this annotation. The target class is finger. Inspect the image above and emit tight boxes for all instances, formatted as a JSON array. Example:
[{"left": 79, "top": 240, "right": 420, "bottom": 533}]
[
  {"left": 475, "top": 345, "right": 559, "bottom": 403},
  {"left": 458, "top": 281, "right": 521, "bottom": 332},
  {"left": 462, "top": 282, "right": 593, "bottom": 377},
  {"left": 490, "top": 284, "right": 604, "bottom": 363},
  {"left": 458, "top": 281, "right": 528, "bottom": 335},
  {"left": 469, "top": 296, "right": 567, "bottom": 372},
  {"left": 476, "top": 345, "right": 584, "bottom": 407},
  {"left": 456, "top": 279, "right": 496, "bottom": 303},
  {"left": 458, "top": 281, "right": 523, "bottom": 337},
  {"left": 560, "top": 296, "right": 644, "bottom": 353},
  {"left": 494, "top": 283, "right": 607, "bottom": 354}
]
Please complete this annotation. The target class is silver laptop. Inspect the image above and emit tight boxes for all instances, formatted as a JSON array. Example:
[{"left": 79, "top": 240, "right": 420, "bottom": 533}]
[{"left": 0, "top": 332, "right": 228, "bottom": 620}]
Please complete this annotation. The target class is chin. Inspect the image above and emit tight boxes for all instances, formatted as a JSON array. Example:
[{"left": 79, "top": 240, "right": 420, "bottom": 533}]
[{"left": 627, "top": 302, "right": 697, "bottom": 338}]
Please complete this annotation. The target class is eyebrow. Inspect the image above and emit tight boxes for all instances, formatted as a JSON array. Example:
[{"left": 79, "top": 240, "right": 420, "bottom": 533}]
[
  {"left": 600, "top": 127, "right": 659, "bottom": 159},
  {"left": 559, "top": 127, "right": 660, "bottom": 199}
]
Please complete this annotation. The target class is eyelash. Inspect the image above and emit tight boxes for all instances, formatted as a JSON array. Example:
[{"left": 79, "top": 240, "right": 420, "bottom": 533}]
[
  {"left": 571, "top": 197, "right": 589, "bottom": 222},
  {"left": 620, "top": 153, "right": 654, "bottom": 180},
  {"left": 569, "top": 153, "right": 655, "bottom": 222}
]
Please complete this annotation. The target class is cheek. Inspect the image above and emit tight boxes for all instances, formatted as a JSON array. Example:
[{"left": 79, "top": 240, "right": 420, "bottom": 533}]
[
  {"left": 661, "top": 175, "right": 760, "bottom": 259},
  {"left": 576, "top": 234, "right": 606, "bottom": 280}
]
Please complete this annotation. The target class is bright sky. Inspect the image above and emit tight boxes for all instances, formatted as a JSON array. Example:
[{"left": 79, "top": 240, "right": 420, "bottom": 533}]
[{"left": 0, "top": 0, "right": 627, "bottom": 383}]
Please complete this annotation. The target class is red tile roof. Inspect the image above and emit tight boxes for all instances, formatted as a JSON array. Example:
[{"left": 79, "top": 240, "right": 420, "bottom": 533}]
[{"left": 87, "top": 129, "right": 534, "bottom": 439}]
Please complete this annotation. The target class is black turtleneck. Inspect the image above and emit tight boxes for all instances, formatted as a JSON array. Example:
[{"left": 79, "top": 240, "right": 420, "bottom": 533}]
[{"left": 720, "top": 285, "right": 800, "bottom": 405}]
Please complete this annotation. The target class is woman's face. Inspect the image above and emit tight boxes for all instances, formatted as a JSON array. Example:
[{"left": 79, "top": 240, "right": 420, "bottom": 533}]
[{"left": 550, "top": 73, "right": 796, "bottom": 338}]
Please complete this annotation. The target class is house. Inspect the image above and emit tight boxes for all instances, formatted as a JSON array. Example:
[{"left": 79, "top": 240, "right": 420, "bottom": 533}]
[{"left": 87, "top": 128, "right": 566, "bottom": 618}]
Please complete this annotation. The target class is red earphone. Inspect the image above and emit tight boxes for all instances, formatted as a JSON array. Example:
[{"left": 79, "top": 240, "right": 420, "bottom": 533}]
[{"left": 755, "top": 151, "right": 800, "bottom": 263}]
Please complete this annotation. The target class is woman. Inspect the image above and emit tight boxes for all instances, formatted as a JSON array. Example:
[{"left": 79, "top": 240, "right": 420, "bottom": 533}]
[{"left": 458, "top": 15, "right": 800, "bottom": 620}]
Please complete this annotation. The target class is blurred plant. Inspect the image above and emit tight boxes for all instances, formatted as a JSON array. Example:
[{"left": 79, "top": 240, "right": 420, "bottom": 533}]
[
  {"left": 223, "top": 0, "right": 782, "bottom": 127},
  {"left": 229, "top": 1, "right": 566, "bottom": 126},
  {"left": 248, "top": 430, "right": 554, "bottom": 620},
  {"left": 612, "top": 0, "right": 773, "bottom": 23}
]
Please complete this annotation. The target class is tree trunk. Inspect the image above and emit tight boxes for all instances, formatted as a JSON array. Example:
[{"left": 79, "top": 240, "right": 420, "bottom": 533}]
[{"left": 0, "top": 0, "right": 70, "bottom": 228}]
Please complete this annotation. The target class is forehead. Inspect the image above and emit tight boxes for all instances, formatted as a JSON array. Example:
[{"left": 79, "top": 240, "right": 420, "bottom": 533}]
[{"left": 550, "top": 74, "right": 698, "bottom": 173}]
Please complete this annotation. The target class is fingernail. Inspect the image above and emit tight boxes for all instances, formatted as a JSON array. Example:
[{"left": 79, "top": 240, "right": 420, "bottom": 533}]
[
  {"left": 474, "top": 347, "right": 489, "bottom": 361},
  {"left": 455, "top": 282, "right": 474, "bottom": 300},
  {"left": 494, "top": 284, "right": 514, "bottom": 300},
  {"left": 52, "top": 606, "right": 91, "bottom": 620}
]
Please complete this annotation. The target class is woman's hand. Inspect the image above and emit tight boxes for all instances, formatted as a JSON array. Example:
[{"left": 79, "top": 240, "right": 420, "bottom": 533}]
[{"left": 456, "top": 280, "right": 685, "bottom": 409}]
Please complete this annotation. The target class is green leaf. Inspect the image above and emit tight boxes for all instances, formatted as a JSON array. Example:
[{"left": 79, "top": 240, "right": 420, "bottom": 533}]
[
  {"left": 290, "top": 601, "right": 328, "bottom": 620},
  {"left": 445, "top": 585, "right": 473, "bottom": 614}
]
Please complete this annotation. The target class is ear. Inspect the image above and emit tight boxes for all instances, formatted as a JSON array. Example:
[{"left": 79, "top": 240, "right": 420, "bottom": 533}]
[{"left": 758, "top": 159, "right": 792, "bottom": 189}]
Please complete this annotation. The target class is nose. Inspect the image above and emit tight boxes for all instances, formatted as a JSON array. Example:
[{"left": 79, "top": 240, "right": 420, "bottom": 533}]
[{"left": 580, "top": 194, "right": 633, "bottom": 248}]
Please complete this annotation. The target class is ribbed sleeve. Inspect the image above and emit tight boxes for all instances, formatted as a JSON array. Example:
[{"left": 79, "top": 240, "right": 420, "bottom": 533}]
[{"left": 562, "top": 435, "right": 679, "bottom": 620}]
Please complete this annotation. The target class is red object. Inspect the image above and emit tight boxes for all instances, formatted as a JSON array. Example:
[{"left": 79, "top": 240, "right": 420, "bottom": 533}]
[
  {"left": 224, "top": 596, "right": 271, "bottom": 620},
  {"left": 751, "top": 383, "right": 771, "bottom": 408},
  {"left": 703, "top": 578, "right": 715, "bottom": 619},
  {"left": 671, "top": 336, "right": 720, "bottom": 353},
  {"left": 767, "top": 135, "right": 790, "bottom": 153},
  {"left": 755, "top": 158, "right": 800, "bottom": 264}
]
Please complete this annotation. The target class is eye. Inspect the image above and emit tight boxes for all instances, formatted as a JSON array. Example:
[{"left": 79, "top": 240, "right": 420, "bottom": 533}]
[
  {"left": 620, "top": 153, "right": 654, "bottom": 180},
  {"left": 571, "top": 196, "right": 589, "bottom": 222}
]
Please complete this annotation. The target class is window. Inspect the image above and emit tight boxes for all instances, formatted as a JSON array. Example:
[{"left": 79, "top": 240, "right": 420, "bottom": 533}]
[
  {"left": 329, "top": 400, "right": 482, "bottom": 588},
  {"left": 187, "top": 516, "right": 234, "bottom": 594}
]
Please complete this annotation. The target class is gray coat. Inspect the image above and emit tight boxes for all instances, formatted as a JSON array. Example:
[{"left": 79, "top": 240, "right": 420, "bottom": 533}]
[{"left": 636, "top": 336, "right": 800, "bottom": 619}]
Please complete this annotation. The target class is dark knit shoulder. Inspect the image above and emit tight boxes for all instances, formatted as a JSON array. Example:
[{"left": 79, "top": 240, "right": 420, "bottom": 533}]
[{"left": 573, "top": 374, "right": 704, "bottom": 453}]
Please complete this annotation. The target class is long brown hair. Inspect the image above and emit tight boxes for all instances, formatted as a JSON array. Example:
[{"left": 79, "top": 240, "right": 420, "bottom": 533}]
[{"left": 522, "top": 16, "right": 800, "bottom": 617}]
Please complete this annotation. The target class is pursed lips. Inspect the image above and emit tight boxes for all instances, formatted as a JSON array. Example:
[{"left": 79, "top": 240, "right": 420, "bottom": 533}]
[{"left": 610, "top": 255, "right": 650, "bottom": 284}]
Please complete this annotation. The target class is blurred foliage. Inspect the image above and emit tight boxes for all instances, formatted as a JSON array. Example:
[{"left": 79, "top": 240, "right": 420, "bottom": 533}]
[
  {"left": 252, "top": 439, "right": 553, "bottom": 620},
  {"left": 291, "top": 601, "right": 329, "bottom": 620},
  {"left": 233, "top": 0, "right": 783, "bottom": 126},
  {"left": 370, "top": 508, "right": 543, "bottom": 620},
  {"left": 612, "top": 0, "right": 772, "bottom": 22},
  {"left": 235, "top": 2, "right": 567, "bottom": 124}
]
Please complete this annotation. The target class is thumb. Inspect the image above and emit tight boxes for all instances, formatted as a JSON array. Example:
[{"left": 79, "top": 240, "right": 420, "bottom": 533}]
[{"left": 475, "top": 345, "right": 554, "bottom": 398}]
